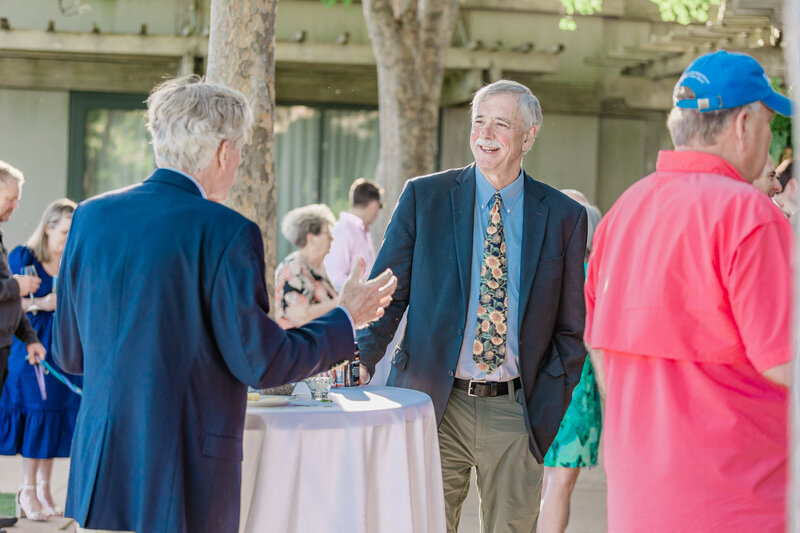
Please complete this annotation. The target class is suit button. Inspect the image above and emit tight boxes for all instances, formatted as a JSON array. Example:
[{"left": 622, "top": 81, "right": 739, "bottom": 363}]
[
  {"left": 457, "top": 329, "right": 464, "bottom": 336},
  {"left": 448, "top": 370, "right": 455, "bottom": 377}
]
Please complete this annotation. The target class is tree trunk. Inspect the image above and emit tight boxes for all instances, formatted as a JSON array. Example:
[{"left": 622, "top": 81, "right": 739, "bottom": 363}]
[
  {"left": 206, "top": 0, "right": 277, "bottom": 299},
  {"left": 362, "top": 0, "right": 460, "bottom": 234}
]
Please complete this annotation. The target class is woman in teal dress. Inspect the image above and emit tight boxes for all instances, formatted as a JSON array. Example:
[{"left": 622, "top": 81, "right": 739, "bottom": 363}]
[{"left": 538, "top": 192, "right": 603, "bottom": 533}]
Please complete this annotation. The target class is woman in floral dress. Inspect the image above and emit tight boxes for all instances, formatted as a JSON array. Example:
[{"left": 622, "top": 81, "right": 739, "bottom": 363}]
[
  {"left": 538, "top": 191, "right": 603, "bottom": 533},
  {"left": 275, "top": 204, "right": 338, "bottom": 329}
]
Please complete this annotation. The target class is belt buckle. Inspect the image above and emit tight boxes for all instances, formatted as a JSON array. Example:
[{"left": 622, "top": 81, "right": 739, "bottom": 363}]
[{"left": 467, "top": 379, "right": 487, "bottom": 397}]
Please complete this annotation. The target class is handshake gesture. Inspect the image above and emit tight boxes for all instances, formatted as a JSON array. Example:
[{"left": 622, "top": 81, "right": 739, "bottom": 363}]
[{"left": 338, "top": 258, "right": 397, "bottom": 329}]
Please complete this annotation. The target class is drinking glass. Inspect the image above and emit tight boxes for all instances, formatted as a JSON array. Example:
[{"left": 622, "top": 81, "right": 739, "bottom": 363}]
[
  {"left": 22, "top": 265, "right": 38, "bottom": 313},
  {"left": 304, "top": 376, "right": 333, "bottom": 401}
]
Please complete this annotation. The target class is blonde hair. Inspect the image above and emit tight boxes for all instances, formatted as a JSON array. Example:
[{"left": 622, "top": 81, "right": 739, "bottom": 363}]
[
  {"left": 281, "top": 204, "right": 336, "bottom": 248},
  {"left": 0, "top": 161, "right": 25, "bottom": 187},
  {"left": 26, "top": 198, "right": 77, "bottom": 263},
  {"left": 146, "top": 75, "right": 253, "bottom": 174}
]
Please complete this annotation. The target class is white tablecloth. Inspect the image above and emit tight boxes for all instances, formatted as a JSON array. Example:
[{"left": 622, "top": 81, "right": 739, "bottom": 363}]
[{"left": 241, "top": 386, "right": 446, "bottom": 533}]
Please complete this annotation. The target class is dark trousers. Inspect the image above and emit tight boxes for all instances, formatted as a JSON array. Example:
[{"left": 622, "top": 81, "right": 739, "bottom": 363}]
[{"left": 0, "top": 344, "right": 10, "bottom": 393}]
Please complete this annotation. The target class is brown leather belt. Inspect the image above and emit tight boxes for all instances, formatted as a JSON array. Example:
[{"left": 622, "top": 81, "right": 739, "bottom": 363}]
[{"left": 453, "top": 377, "right": 521, "bottom": 397}]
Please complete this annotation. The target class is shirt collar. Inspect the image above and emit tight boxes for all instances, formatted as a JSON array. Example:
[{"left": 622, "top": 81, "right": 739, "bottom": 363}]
[
  {"left": 655, "top": 150, "right": 746, "bottom": 183},
  {"left": 339, "top": 211, "right": 369, "bottom": 231},
  {"left": 475, "top": 166, "right": 524, "bottom": 214},
  {"left": 160, "top": 167, "right": 208, "bottom": 199}
]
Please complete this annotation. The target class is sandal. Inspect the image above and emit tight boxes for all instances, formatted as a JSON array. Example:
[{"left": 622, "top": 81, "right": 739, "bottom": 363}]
[
  {"left": 37, "top": 480, "right": 64, "bottom": 517},
  {"left": 16, "top": 484, "right": 47, "bottom": 521}
]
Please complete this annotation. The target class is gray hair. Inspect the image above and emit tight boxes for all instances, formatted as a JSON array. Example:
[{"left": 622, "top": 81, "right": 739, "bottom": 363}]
[
  {"left": 585, "top": 204, "right": 602, "bottom": 256},
  {"left": 281, "top": 204, "right": 336, "bottom": 249},
  {"left": 667, "top": 86, "right": 759, "bottom": 147},
  {"left": 560, "top": 188, "right": 602, "bottom": 258},
  {"left": 471, "top": 80, "right": 543, "bottom": 132},
  {"left": 0, "top": 161, "right": 25, "bottom": 187},
  {"left": 26, "top": 198, "right": 77, "bottom": 263},
  {"left": 146, "top": 75, "right": 253, "bottom": 175}
]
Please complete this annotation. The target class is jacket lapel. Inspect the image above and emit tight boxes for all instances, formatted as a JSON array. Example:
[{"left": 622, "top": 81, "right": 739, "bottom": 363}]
[
  {"left": 518, "top": 172, "right": 548, "bottom": 316},
  {"left": 450, "top": 165, "right": 476, "bottom": 309}
]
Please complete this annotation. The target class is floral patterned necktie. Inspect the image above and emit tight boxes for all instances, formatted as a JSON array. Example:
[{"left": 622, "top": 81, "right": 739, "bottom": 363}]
[{"left": 473, "top": 192, "right": 508, "bottom": 375}]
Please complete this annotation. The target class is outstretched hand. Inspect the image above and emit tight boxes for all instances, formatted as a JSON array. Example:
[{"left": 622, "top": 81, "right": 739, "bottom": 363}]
[{"left": 338, "top": 257, "right": 397, "bottom": 329}]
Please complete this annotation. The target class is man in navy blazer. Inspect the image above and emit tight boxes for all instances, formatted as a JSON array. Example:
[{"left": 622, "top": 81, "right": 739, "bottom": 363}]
[
  {"left": 357, "top": 81, "right": 587, "bottom": 531},
  {"left": 52, "top": 76, "right": 396, "bottom": 533}
]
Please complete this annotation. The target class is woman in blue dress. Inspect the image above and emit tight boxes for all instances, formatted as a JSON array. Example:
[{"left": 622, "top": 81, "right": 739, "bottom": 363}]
[{"left": 0, "top": 199, "right": 79, "bottom": 521}]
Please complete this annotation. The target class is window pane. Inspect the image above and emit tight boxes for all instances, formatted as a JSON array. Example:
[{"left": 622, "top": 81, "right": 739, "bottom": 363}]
[
  {"left": 275, "top": 105, "right": 321, "bottom": 261},
  {"left": 83, "top": 108, "right": 153, "bottom": 198},
  {"left": 320, "top": 109, "right": 380, "bottom": 217}
]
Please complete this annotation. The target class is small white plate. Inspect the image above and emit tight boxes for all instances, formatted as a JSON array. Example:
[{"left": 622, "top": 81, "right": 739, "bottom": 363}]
[{"left": 247, "top": 395, "right": 295, "bottom": 408}]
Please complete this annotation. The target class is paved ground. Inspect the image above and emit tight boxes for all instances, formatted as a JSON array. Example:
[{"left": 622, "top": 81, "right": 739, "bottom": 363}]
[
  {"left": 0, "top": 452, "right": 607, "bottom": 532},
  {"left": 0, "top": 457, "right": 74, "bottom": 532}
]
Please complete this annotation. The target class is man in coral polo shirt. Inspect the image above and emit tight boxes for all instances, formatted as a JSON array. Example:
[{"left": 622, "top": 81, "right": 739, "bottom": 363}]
[{"left": 585, "top": 51, "right": 793, "bottom": 532}]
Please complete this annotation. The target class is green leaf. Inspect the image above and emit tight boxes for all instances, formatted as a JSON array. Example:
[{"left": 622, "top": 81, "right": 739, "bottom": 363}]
[
  {"left": 648, "top": 0, "right": 721, "bottom": 26},
  {"left": 559, "top": 17, "right": 578, "bottom": 31},
  {"left": 559, "top": 0, "right": 720, "bottom": 30},
  {"left": 769, "top": 78, "right": 793, "bottom": 162}
]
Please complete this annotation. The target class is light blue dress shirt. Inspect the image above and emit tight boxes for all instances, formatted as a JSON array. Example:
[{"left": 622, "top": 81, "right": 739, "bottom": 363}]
[
  {"left": 162, "top": 167, "right": 208, "bottom": 199},
  {"left": 456, "top": 167, "right": 523, "bottom": 381}
]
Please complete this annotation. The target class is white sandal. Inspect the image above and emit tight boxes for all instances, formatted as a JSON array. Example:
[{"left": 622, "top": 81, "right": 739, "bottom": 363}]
[
  {"left": 37, "top": 479, "right": 64, "bottom": 517},
  {"left": 16, "top": 484, "right": 48, "bottom": 521}
]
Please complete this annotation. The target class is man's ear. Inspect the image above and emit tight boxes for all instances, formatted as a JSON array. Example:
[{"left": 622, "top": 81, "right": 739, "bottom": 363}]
[
  {"left": 523, "top": 125, "right": 539, "bottom": 152},
  {"left": 732, "top": 107, "right": 756, "bottom": 156},
  {"left": 218, "top": 140, "right": 233, "bottom": 169}
]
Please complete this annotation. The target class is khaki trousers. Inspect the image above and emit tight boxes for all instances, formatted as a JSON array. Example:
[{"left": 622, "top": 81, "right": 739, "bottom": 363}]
[{"left": 438, "top": 385, "right": 543, "bottom": 533}]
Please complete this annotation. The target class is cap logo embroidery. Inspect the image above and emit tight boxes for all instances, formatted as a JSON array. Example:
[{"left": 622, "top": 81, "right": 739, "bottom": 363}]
[{"left": 682, "top": 71, "right": 710, "bottom": 84}]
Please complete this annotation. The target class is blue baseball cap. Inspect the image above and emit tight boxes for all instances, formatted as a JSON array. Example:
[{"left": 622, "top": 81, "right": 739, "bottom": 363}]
[{"left": 674, "top": 50, "right": 792, "bottom": 116}]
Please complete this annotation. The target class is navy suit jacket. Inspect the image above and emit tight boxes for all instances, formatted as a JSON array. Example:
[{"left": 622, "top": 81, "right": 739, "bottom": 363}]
[
  {"left": 53, "top": 169, "right": 353, "bottom": 532},
  {"left": 357, "top": 165, "right": 587, "bottom": 461}
]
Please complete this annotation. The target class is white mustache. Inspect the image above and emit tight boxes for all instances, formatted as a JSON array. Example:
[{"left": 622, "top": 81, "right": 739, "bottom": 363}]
[{"left": 475, "top": 138, "right": 503, "bottom": 150}]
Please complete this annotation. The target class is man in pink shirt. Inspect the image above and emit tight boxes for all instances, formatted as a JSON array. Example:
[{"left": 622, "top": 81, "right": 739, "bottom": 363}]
[
  {"left": 585, "top": 50, "right": 793, "bottom": 532},
  {"left": 325, "top": 178, "right": 383, "bottom": 290}
]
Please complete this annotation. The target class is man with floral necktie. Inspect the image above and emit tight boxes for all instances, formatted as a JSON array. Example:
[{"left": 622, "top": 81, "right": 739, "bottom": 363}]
[{"left": 357, "top": 80, "right": 587, "bottom": 532}]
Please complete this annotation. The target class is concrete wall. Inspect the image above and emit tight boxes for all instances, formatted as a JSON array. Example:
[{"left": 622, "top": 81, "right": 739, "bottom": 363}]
[
  {"left": 0, "top": 0, "right": 678, "bottom": 227},
  {"left": 0, "top": 89, "right": 70, "bottom": 249},
  {"left": 596, "top": 114, "right": 671, "bottom": 212},
  {"left": 1, "top": 0, "right": 203, "bottom": 35}
]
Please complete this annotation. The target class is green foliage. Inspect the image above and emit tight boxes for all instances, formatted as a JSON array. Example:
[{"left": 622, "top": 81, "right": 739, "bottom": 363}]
[
  {"left": 0, "top": 493, "right": 14, "bottom": 516},
  {"left": 559, "top": 0, "right": 602, "bottom": 30},
  {"left": 559, "top": 0, "right": 721, "bottom": 29},
  {"left": 770, "top": 78, "right": 793, "bottom": 162},
  {"left": 650, "top": 0, "right": 721, "bottom": 25},
  {"left": 322, "top": 0, "right": 352, "bottom": 6},
  {"left": 560, "top": 0, "right": 603, "bottom": 16}
]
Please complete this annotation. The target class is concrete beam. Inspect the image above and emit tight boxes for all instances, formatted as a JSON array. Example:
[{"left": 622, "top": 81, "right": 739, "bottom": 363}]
[
  {"left": 624, "top": 46, "right": 785, "bottom": 79},
  {"left": 0, "top": 29, "right": 207, "bottom": 59},
  {"left": 441, "top": 69, "right": 483, "bottom": 106},
  {"left": 0, "top": 29, "right": 560, "bottom": 75},
  {"left": 601, "top": 75, "right": 675, "bottom": 111},
  {"left": 0, "top": 55, "right": 180, "bottom": 93}
]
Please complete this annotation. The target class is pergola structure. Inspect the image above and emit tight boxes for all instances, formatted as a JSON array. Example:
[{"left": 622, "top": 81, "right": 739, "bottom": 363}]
[{"left": 0, "top": 0, "right": 789, "bottom": 244}]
